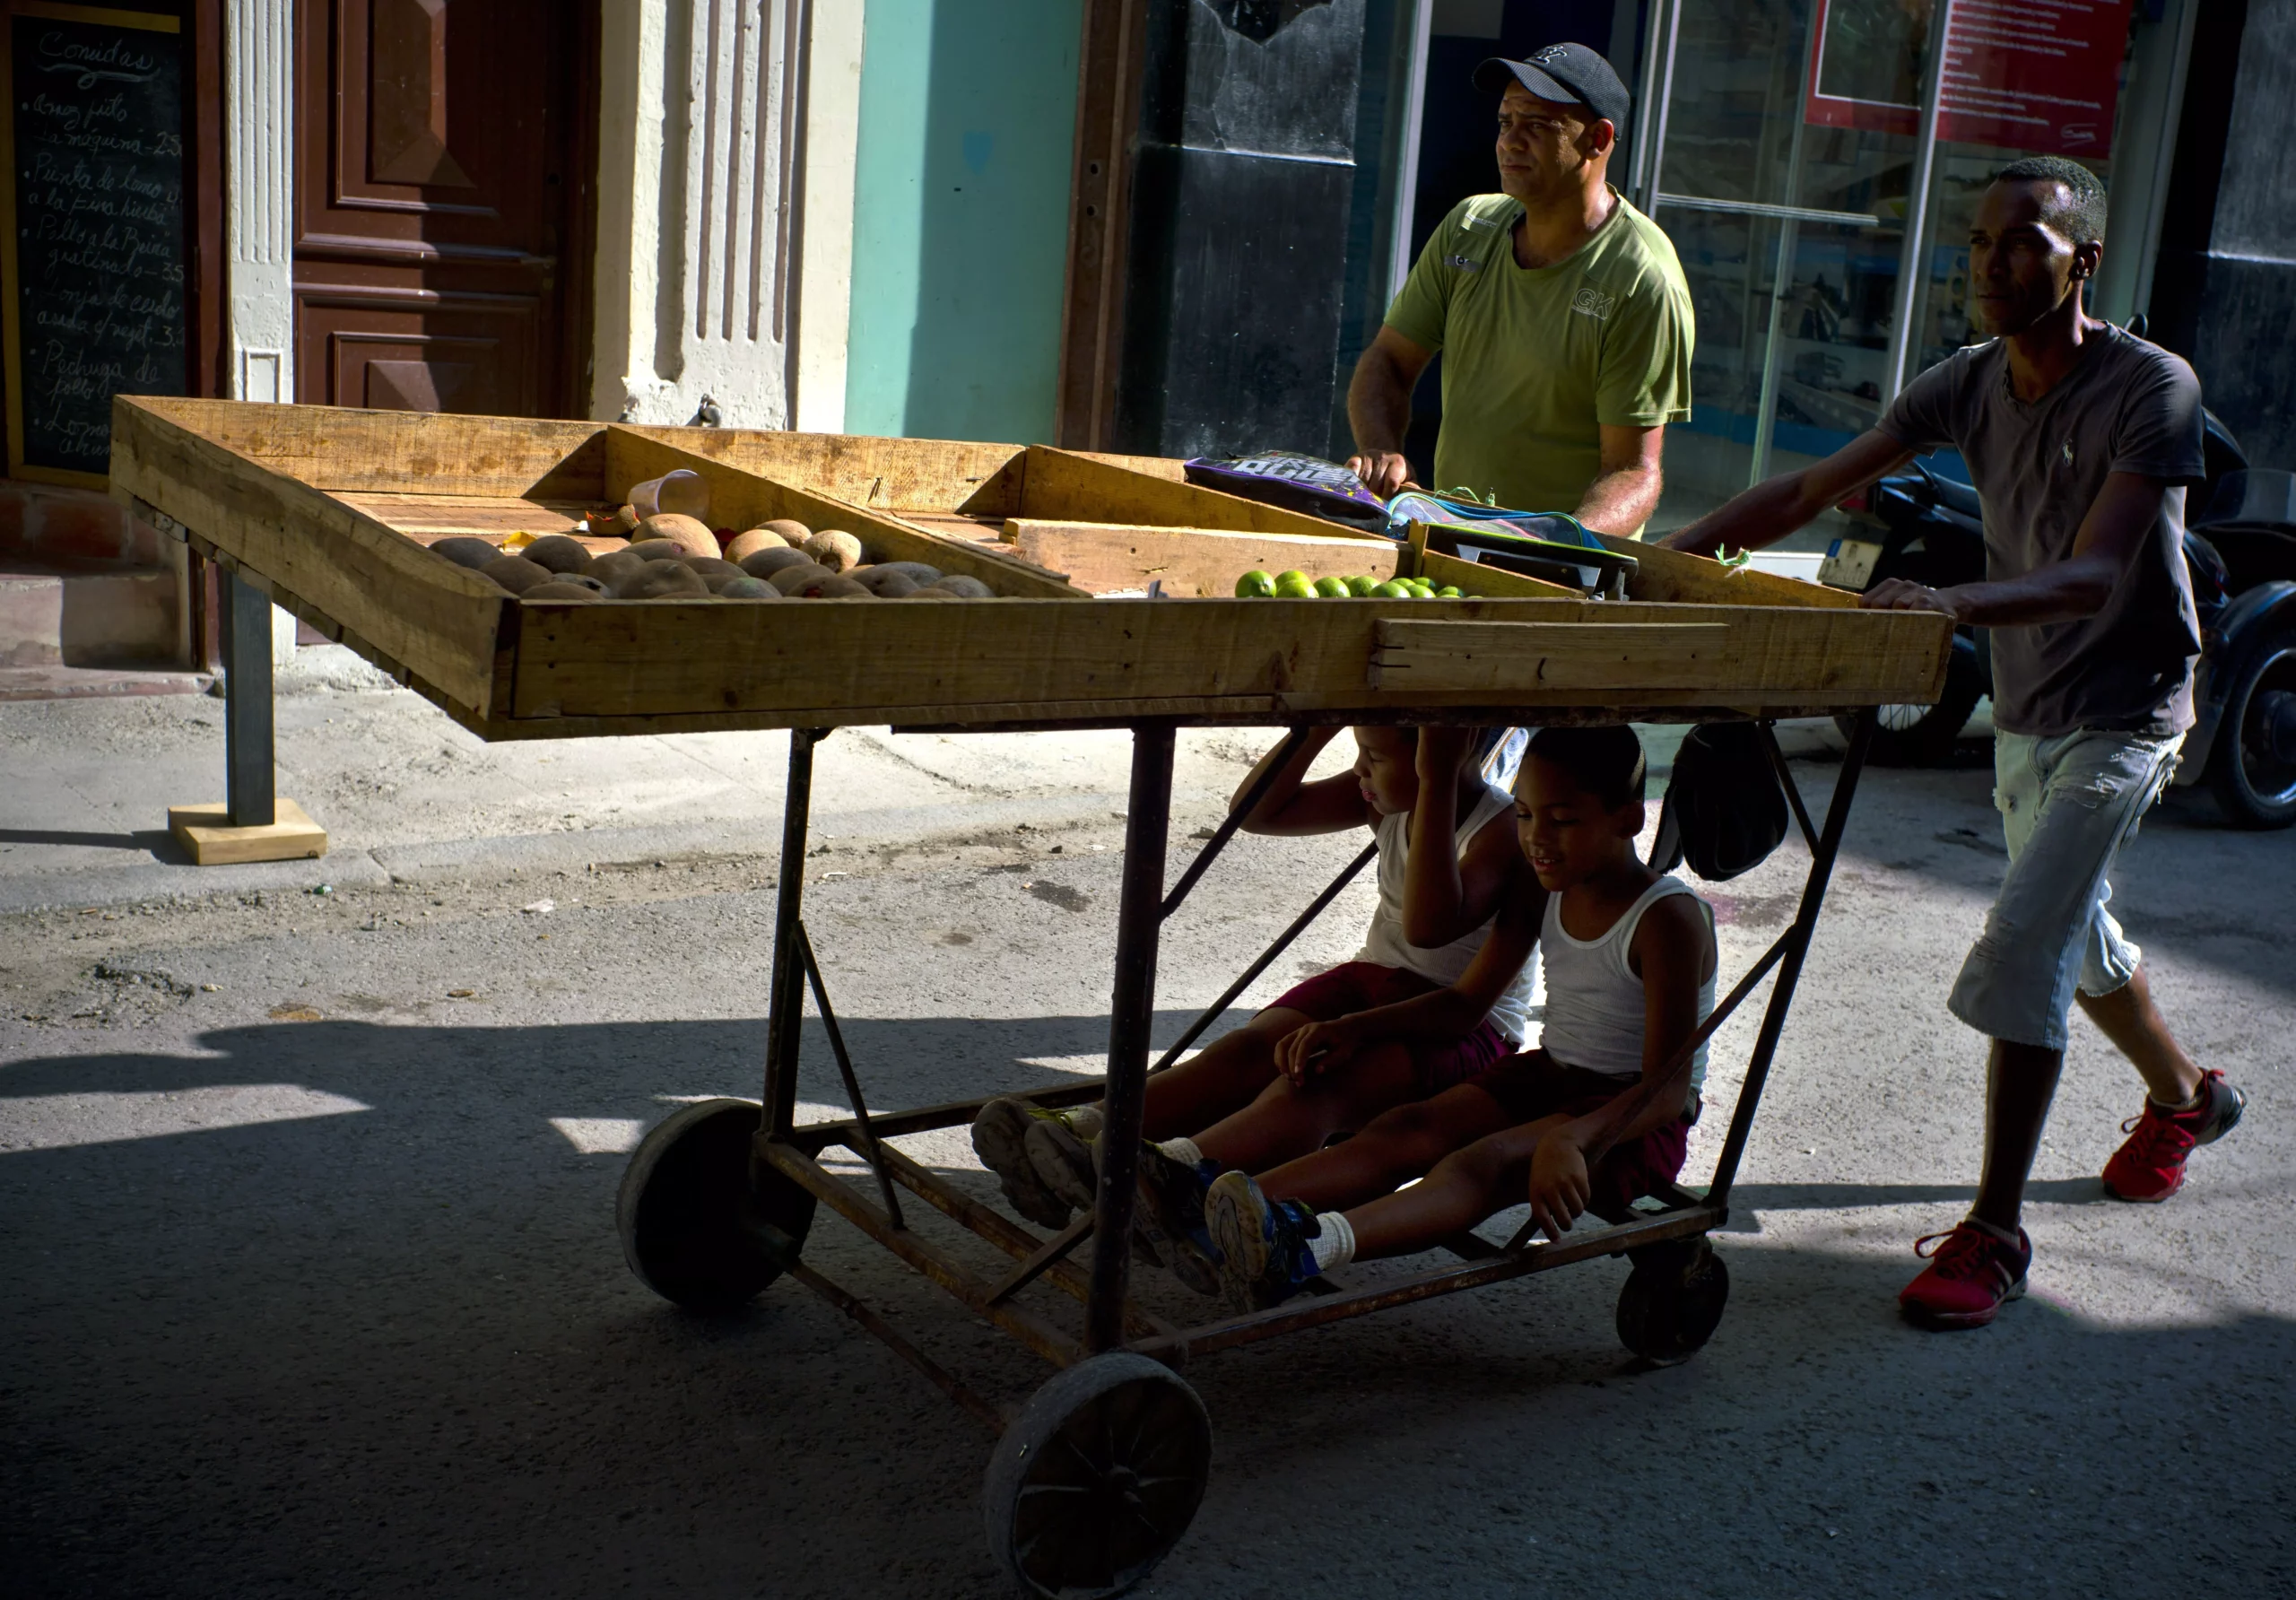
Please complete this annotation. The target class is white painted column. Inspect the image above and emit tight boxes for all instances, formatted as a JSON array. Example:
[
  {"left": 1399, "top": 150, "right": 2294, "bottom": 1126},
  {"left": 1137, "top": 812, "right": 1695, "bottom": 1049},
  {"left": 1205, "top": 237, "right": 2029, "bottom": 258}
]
[
  {"left": 224, "top": 0, "right": 300, "bottom": 665},
  {"left": 592, "top": 0, "right": 856, "bottom": 431}
]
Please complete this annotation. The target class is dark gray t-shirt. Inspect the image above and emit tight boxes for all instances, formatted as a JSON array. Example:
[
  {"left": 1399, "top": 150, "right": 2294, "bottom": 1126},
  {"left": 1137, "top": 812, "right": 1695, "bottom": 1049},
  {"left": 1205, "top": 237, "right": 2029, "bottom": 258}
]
[{"left": 1878, "top": 326, "right": 2205, "bottom": 738}]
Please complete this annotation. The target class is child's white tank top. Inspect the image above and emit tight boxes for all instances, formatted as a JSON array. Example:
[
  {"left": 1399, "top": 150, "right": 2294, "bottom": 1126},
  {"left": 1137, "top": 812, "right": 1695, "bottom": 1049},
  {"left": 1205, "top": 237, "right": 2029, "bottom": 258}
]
[
  {"left": 1354, "top": 781, "right": 1538, "bottom": 1045},
  {"left": 1539, "top": 875, "right": 1716, "bottom": 1090}
]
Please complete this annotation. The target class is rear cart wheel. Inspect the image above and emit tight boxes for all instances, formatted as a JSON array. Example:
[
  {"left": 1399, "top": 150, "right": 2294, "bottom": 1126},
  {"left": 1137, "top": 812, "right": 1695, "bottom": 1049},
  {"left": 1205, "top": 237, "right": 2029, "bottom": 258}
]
[
  {"left": 984, "top": 1352, "right": 1212, "bottom": 1599},
  {"left": 617, "top": 1097, "right": 813, "bottom": 1310},
  {"left": 1616, "top": 1237, "right": 1730, "bottom": 1365},
  {"left": 2206, "top": 636, "right": 2296, "bottom": 828}
]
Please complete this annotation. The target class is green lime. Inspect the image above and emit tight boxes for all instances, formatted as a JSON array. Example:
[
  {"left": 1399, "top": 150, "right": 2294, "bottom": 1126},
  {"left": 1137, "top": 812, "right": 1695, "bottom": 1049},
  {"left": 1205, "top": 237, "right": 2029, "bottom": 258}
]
[
  {"left": 1273, "top": 570, "right": 1318, "bottom": 598},
  {"left": 1313, "top": 574, "right": 1352, "bottom": 598},
  {"left": 1234, "top": 570, "right": 1276, "bottom": 598},
  {"left": 1345, "top": 574, "right": 1380, "bottom": 596},
  {"left": 1370, "top": 579, "right": 1413, "bottom": 599},
  {"left": 1403, "top": 579, "right": 1435, "bottom": 597},
  {"left": 1435, "top": 584, "right": 1464, "bottom": 599}
]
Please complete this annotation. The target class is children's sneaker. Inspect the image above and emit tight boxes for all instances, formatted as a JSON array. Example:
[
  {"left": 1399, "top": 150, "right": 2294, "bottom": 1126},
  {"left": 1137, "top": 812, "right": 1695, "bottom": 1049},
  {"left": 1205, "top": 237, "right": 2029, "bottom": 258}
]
[
  {"left": 1204, "top": 1170, "right": 1320, "bottom": 1312},
  {"left": 1135, "top": 1144, "right": 1222, "bottom": 1297},
  {"left": 970, "top": 1100, "right": 1100, "bottom": 1230},
  {"left": 1022, "top": 1117, "right": 1167, "bottom": 1265},
  {"left": 1898, "top": 1221, "right": 2031, "bottom": 1330},
  {"left": 2102, "top": 1070, "right": 2247, "bottom": 1203}
]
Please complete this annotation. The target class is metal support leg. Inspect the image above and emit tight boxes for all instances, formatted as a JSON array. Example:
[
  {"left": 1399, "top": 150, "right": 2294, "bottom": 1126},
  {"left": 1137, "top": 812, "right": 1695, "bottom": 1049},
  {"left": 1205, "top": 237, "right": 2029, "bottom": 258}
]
[
  {"left": 796, "top": 923, "right": 904, "bottom": 1230},
  {"left": 1087, "top": 723, "right": 1175, "bottom": 1352},
  {"left": 222, "top": 572, "right": 275, "bottom": 829},
  {"left": 763, "top": 729, "right": 826, "bottom": 1138},
  {"left": 1706, "top": 709, "right": 1876, "bottom": 1207}
]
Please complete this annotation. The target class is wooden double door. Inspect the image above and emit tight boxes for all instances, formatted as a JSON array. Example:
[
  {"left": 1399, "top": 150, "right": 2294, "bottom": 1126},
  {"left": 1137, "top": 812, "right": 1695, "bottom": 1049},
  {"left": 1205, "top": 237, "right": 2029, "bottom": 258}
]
[{"left": 295, "top": 0, "right": 591, "bottom": 417}]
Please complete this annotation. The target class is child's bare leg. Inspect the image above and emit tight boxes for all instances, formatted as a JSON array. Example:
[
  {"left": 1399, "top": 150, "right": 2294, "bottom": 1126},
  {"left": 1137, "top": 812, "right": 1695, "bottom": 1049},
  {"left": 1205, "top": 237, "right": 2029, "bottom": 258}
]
[
  {"left": 1191, "top": 1043, "right": 1420, "bottom": 1174},
  {"left": 1254, "top": 1085, "right": 1517, "bottom": 1213},
  {"left": 1344, "top": 1117, "right": 1565, "bottom": 1259},
  {"left": 1140, "top": 1008, "right": 1305, "bottom": 1140}
]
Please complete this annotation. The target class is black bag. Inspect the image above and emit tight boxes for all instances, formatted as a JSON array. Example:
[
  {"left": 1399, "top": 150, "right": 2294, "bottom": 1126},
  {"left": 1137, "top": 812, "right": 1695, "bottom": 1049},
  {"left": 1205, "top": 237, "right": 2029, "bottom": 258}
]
[{"left": 1648, "top": 723, "right": 1790, "bottom": 882}]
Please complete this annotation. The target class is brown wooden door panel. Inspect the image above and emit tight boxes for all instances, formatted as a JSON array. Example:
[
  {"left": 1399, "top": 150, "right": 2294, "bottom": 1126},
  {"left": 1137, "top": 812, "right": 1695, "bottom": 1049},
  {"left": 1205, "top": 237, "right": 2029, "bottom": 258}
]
[{"left": 295, "top": 0, "right": 578, "bottom": 415}]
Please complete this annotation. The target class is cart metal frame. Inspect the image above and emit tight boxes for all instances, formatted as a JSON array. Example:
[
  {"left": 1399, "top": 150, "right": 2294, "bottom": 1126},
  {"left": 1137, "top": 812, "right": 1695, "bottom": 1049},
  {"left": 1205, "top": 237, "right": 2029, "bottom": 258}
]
[{"left": 739, "top": 706, "right": 1875, "bottom": 1395}]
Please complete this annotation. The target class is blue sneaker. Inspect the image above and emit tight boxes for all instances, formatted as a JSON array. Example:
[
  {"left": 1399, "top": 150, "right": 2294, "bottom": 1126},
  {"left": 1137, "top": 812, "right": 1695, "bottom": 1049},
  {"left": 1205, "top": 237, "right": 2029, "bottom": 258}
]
[
  {"left": 1135, "top": 1145, "right": 1222, "bottom": 1296},
  {"left": 1205, "top": 1170, "right": 1320, "bottom": 1312}
]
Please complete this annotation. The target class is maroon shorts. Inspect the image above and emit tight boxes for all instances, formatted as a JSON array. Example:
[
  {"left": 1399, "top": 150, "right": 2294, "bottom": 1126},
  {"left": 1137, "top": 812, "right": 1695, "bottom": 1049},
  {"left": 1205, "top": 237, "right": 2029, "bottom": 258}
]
[
  {"left": 1268, "top": 961, "right": 1514, "bottom": 1094},
  {"left": 1465, "top": 1050, "right": 1698, "bottom": 1221}
]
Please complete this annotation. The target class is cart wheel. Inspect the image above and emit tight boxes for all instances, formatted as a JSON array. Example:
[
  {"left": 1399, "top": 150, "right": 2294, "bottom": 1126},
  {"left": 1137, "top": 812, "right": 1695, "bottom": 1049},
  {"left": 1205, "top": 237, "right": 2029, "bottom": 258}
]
[
  {"left": 1615, "top": 1237, "right": 1730, "bottom": 1365},
  {"left": 617, "top": 1098, "right": 813, "bottom": 1311},
  {"left": 984, "top": 1352, "right": 1212, "bottom": 1599}
]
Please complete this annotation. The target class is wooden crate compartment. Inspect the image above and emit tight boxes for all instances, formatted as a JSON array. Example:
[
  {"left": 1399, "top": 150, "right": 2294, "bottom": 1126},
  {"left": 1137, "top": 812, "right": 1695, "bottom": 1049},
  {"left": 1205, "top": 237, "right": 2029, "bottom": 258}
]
[{"left": 110, "top": 397, "right": 1952, "bottom": 739}]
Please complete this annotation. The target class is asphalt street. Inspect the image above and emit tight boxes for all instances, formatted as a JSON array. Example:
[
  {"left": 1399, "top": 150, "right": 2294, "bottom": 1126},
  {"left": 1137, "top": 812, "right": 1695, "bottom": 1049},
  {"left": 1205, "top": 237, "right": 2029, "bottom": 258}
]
[{"left": 3, "top": 670, "right": 2292, "bottom": 1598}]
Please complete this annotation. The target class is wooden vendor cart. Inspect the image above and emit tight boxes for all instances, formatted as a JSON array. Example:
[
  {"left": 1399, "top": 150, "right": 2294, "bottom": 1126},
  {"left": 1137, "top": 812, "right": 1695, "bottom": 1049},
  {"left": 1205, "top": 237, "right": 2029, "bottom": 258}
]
[{"left": 112, "top": 397, "right": 1952, "bottom": 1599}]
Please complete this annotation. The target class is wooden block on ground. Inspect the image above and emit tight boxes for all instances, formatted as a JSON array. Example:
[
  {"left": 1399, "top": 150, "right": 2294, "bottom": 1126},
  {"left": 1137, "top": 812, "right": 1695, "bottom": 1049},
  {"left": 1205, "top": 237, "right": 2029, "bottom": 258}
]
[
  {"left": 168, "top": 799, "right": 328, "bottom": 865},
  {"left": 1368, "top": 620, "right": 1730, "bottom": 692},
  {"left": 1002, "top": 519, "right": 1396, "bottom": 596}
]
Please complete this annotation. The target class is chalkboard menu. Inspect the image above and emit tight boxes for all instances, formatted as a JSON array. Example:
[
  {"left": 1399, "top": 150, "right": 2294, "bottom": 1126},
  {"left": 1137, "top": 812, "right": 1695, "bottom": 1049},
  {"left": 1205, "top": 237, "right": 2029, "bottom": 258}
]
[{"left": 2, "top": 4, "right": 187, "bottom": 483}]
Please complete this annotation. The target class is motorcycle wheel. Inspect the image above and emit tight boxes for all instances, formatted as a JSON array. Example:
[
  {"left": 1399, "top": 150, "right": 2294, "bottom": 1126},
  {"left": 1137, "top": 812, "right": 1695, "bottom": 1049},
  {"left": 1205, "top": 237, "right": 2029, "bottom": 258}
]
[
  {"left": 1835, "top": 632, "right": 1986, "bottom": 766},
  {"left": 2205, "top": 632, "right": 2296, "bottom": 829}
]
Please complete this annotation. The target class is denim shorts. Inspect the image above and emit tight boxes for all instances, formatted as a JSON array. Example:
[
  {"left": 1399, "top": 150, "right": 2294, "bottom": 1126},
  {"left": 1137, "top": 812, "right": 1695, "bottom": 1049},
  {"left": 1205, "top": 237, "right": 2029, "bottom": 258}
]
[{"left": 1946, "top": 727, "right": 2183, "bottom": 1050}]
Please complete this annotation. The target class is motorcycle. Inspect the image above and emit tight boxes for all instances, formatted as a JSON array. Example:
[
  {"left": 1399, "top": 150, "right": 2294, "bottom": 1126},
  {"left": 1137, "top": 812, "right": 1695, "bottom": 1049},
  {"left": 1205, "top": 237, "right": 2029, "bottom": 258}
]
[{"left": 1822, "top": 404, "right": 2296, "bottom": 828}]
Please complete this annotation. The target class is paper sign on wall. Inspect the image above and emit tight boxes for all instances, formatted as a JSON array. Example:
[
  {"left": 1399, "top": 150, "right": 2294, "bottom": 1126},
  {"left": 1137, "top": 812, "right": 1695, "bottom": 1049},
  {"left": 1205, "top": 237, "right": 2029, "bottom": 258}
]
[{"left": 1804, "top": 0, "right": 2130, "bottom": 157}]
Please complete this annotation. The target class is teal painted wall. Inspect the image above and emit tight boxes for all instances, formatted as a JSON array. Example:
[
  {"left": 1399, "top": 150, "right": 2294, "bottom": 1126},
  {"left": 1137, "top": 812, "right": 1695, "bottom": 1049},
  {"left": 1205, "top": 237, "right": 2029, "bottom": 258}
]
[{"left": 844, "top": 1, "right": 1083, "bottom": 443}]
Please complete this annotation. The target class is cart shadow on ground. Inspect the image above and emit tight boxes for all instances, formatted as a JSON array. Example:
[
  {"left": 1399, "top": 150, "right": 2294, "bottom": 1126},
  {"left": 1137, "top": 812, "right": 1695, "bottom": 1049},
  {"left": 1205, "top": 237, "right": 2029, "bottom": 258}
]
[{"left": 4, "top": 1003, "right": 2293, "bottom": 1599}]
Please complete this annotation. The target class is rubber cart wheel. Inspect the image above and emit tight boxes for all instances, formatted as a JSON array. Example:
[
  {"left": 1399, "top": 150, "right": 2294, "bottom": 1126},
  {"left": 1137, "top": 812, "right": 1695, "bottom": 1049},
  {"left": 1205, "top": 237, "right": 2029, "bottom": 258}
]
[
  {"left": 1615, "top": 1237, "right": 1730, "bottom": 1365},
  {"left": 1833, "top": 631, "right": 1986, "bottom": 767},
  {"left": 984, "top": 1352, "right": 1212, "bottom": 1599},
  {"left": 617, "top": 1098, "right": 813, "bottom": 1311},
  {"left": 2205, "top": 633, "right": 2296, "bottom": 829}
]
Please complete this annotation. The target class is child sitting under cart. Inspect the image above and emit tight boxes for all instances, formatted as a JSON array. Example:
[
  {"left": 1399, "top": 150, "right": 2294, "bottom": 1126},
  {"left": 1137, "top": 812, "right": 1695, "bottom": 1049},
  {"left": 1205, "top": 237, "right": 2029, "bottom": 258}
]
[
  {"left": 970, "top": 723, "right": 1543, "bottom": 1291},
  {"left": 1182, "top": 725, "right": 1717, "bottom": 1309}
]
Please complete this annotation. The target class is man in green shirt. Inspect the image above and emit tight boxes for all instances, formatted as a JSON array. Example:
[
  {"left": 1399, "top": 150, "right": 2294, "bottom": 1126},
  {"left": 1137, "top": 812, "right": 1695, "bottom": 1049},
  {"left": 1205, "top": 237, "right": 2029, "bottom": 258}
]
[{"left": 1346, "top": 45, "right": 1695, "bottom": 535}]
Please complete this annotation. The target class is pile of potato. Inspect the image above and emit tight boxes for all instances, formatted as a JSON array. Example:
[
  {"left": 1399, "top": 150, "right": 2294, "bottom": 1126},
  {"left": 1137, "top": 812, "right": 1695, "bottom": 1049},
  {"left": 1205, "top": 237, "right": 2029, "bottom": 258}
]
[{"left": 427, "top": 513, "right": 997, "bottom": 602}]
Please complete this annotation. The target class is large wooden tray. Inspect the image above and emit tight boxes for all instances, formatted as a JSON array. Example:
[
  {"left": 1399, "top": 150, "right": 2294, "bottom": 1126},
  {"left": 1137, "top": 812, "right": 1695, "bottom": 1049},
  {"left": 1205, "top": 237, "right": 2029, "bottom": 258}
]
[{"left": 109, "top": 397, "right": 1952, "bottom": 738}]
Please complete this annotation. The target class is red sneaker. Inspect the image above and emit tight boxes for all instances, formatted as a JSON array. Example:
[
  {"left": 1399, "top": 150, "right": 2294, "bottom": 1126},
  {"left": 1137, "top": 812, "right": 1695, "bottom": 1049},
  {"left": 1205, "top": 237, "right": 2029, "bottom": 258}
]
[
  {"left": 2102, "top": 1070, "right": 2247, "bottom": 1204},
  {"left": 1899, "top": 1222, "right": 2031, "bottom": 1330}
]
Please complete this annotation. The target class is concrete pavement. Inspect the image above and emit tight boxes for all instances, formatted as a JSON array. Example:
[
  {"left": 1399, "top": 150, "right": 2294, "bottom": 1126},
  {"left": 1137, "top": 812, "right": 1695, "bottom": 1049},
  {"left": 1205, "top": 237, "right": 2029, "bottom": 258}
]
[{"left": 2, "top": 665, "right": 2291, "bottom": 1598}]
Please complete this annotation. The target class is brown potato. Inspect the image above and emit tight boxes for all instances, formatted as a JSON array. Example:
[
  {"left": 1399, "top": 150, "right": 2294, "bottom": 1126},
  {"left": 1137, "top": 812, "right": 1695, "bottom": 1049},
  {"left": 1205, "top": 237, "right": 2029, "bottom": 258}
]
[
  {"left": 872, "top": 561, "right": 943, "bottom": 586},
  {"left": 483, "top": 554, "right": 556, "bottom": 594},
  {"left": 801, "top": 530, "right": 864, "bottom": 573},
  {"left": 614, "top": 560, "right": 710, "bottom": 598},
  {"left": 901, "top": 587, "right": 959, "bottom": 599},
  {"left": 711, "top": 574, "right": 780, "bottom": 598},
  {"left": 684, "top": 555, "right": 743, "bottom": 583},
  {"left": 808, "top": 575, "right": 874, "bottom": 598},
  {"left": 761, "top": 517, "right": 811, "bottom": 544},
  {"left": 928, "top": 574, "right": 994, "bottom": 598},
  {"left": 622, "top": 539, "right": 687, "bottom": 563},
  {"left": 591, "top": 549, "right": 648, "bottom": 588},
  {"left": 853, "top": 568, "right": 920, "bottom": 597},
  {"left": 639, "top": 513, "right": 721, "bottom": 558},
  {"left": 613, "top": 504, "right": 641, "bottom": 535},
  {"left": 767, "top": 561, "right": 836, "bottom": 595},
  {"left": 740, "top": 545, "right": 815, "bottom": 578},
  {"left": 524, "top": 579, "right": 603, "bottom": 602},
  {"left": 522, "top": 535, "right": 593, "bottom": 574},
  {"left": 432, "top": 536, "right": 500, "bottom": 570},
  {"left": 726, "top": 527, "right": 800, "bottom": 562}
]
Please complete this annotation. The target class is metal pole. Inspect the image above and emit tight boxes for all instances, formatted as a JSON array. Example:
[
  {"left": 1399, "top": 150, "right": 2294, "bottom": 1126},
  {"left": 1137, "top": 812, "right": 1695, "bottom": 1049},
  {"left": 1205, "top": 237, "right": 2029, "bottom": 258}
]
[
  {"left": 1386, "top": 0, "right": 1435, "bottom": 301},
  {"left": 222, "top": 571, "right": 276, "bottom": 829},
  {"left": 1881, "top": 0, "right": 1955, "bottom": 404},
  {"left": 1748, "top": 2, "right": 1821, "bottom": 485},
  {"left": 1706, "top": 709, "right": 1875, "bottom": 1207},
  {"left": 1087, "top": 722, "right": 1175, "bottom": 1352},
  {"left": 762, "top": 729, "right": 824, "bottom": 1137},
  {"left": 1633, "top": 0, "right": 1684, "bottom": 214}
]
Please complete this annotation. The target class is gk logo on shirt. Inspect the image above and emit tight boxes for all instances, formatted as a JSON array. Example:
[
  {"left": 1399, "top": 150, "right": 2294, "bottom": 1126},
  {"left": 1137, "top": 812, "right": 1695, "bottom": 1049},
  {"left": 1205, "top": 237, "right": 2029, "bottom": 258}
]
[
  {"left": 1571, "top": 286, "right": 1614, "bottom": 320},
  {"left": 1445, "top": 254, "right": 1483, "bottom": 272}
]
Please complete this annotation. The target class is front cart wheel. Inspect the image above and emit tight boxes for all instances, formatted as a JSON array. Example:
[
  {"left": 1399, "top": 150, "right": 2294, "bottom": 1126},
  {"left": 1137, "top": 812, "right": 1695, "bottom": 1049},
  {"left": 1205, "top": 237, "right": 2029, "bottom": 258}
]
[
  {"left": 984, "top": 1352, "right": 1212, "bottom": 1599},
  {"left": 617, "top": 1098, "right": 813, "bottom": 1310},
  {"left": 1616, "top": 1237, "right": 1730, "bottom": 1365}
]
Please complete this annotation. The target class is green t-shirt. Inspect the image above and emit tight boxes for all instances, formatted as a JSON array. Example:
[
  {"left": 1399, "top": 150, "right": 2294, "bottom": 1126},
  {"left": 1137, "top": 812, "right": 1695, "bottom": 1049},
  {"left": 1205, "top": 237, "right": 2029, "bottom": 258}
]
[{"left": 1385, "top": 191, "right": 1694, "bottom": 523}]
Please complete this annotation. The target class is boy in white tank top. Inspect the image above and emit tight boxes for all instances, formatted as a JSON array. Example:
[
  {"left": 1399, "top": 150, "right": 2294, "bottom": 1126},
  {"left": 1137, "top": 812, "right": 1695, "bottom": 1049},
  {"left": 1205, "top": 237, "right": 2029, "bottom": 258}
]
[
  {"left": 1204, "top": 725, "right": 1718, "bottom": 1310},
  {"left": 970, "top": 725, "right": 1542, "bottom": 1291}
]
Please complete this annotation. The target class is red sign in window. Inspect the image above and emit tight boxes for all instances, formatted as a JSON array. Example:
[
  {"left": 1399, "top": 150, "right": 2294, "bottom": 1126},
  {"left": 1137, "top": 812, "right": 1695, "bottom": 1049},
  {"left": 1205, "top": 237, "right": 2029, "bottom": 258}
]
[{"left": 1804, "top": 0, "right": 2129, "bottom": 158}]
